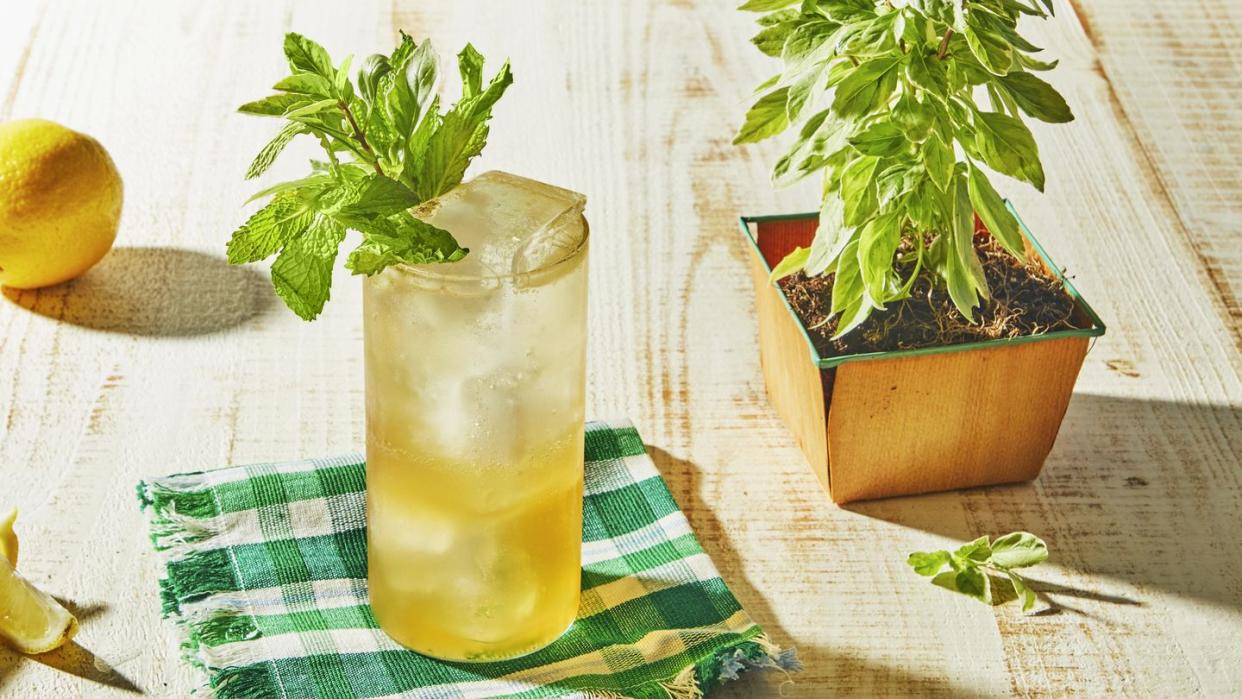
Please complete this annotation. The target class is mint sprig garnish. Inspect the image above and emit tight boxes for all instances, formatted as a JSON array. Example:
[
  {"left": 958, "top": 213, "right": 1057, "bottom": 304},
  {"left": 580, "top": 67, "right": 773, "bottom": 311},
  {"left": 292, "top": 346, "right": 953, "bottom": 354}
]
[
  {"left": 228, "top": 32, "right": 513, "bottom": 320},
  {"left": 907, "top": 532, "right": 1049, "bottom": 611}
]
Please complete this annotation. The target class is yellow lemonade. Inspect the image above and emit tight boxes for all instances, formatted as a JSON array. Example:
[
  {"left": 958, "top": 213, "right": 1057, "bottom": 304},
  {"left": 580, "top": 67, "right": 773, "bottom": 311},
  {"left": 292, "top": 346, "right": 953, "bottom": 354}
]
[{"left": 363, "top": 172, "right": 588, "bottom": 661}]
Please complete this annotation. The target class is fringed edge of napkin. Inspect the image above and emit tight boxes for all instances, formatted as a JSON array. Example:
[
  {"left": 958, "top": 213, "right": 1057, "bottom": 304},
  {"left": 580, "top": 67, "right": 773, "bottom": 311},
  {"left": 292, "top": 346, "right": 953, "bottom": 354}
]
[
  {"left": 137, "top": 473, "right": 257, "bottom": 698},
  {"left": 137, "top": 465, "right": 801, "bottom": 699}
]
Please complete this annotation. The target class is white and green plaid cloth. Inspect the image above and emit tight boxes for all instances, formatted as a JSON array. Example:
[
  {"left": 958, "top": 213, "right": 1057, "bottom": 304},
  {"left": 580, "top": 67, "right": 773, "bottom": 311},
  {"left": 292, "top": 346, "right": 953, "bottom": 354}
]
[{"left": 137, "top": 420, "right": 797, "bottom": 698}]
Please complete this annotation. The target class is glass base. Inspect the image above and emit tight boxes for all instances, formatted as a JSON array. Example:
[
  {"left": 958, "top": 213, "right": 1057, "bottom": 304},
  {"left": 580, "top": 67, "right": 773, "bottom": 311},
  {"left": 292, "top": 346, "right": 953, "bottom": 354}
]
[{"left": 382, "top": 618, "right": 576, "bottom": 664}]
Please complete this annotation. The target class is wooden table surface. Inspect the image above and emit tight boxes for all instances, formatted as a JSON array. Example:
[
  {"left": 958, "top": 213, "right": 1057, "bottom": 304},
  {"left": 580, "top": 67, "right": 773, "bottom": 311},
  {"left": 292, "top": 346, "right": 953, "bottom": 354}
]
[{"left": 1, "top": 1, "right": 1239, "bottom": 696}]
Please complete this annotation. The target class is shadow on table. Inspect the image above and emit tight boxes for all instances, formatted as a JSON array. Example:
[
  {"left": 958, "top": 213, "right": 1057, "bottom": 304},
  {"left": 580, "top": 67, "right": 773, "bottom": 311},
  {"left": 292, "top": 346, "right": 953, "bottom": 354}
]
[
  {"left": 0, "top": 600, "right": 142, "bottom": 694},
  {"left": 2, "top": 246, "right": 273, "bottom": 336},
  {"left": 648, "top": 447, "right": 998, "bottom": 698},
  {"left": 845, "top": 393, "right": 1242, "bottom": 613}
]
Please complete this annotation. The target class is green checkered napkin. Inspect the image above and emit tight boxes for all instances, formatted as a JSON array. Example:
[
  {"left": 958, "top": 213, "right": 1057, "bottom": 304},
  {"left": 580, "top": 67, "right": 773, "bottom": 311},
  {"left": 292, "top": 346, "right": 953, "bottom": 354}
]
[{"left": 137, "top": 420, "right": 797, "bottom": 698}]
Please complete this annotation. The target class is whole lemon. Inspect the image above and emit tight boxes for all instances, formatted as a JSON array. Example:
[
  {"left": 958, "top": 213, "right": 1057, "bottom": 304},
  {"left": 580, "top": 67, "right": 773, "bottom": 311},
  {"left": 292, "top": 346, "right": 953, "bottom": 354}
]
[{"left": 0, "top": 119, "right": 122, "bottom": 289}]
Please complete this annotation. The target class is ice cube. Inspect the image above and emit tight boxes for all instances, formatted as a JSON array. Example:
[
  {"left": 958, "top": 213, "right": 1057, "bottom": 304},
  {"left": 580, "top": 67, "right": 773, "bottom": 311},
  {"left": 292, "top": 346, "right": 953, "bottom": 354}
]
[
  {"left": 411, "top": 171, "right": 587, "bottom": 279},
  {"left": 451, "top": 538, "right": 540, "bottom": 643},
  {"left": 370, "top": 502, "right": 456, "bottom": 557},
  {"left": 510, "top": 209, "right": 587, "bottom": 276}
]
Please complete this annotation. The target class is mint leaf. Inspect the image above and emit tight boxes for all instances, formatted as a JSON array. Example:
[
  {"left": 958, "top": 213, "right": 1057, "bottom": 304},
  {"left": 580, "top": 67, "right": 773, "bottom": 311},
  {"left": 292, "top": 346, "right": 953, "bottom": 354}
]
[
  {"left": 345, "top": 213, "right": 466, "bottom": 275},
  {"left": 270, "top": 214, "right": 346, "bottom": 321},
  {"left": 751, "top": 11, "right": 799, "bottom": 57},
  {"left": 246, "top": 123, "right": 306, "bottom": 180},
  {"left": 284, "top": 33, "right": 335, "bottom": 77},
  {"left": 737, "top": 0, "right": 799, "bottom": 11},
  {"left": 409, "top": 57, "right": 513, "bottom": 200},
  {"left": 458, "top": 43, "right": 484, "bottom": 98},
  {"left": 239, "top": 94, "right": 312, "bottom": 117},
  {"left": 273, "top": 73, "right": 334, "bottom": 97},
  {"left": 226, "top": 195, "right": 313, "bottom": 264},
  {"left": 336, "top": 174, "right": 420, "bottom": 217}
]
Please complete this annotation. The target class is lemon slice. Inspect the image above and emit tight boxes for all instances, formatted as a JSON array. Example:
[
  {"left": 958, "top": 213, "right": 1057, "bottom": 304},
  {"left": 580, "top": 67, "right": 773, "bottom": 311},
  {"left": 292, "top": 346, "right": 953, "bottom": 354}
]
[
  {"left": 0, "top": 509, "right": 16, "bottom": 566},
  {"left": 0, "top": 511, "right": 78, "bottom": 654}
]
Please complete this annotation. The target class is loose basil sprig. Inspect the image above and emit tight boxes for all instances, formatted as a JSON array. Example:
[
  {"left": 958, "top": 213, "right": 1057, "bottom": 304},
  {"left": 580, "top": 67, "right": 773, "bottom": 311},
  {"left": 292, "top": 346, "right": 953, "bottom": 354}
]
[
  {"left": 736, "top": 0, "right": 1073, "bottom": 337},
  {"left": 908, "top": 531, "right": 1049, "bottom": 610}
]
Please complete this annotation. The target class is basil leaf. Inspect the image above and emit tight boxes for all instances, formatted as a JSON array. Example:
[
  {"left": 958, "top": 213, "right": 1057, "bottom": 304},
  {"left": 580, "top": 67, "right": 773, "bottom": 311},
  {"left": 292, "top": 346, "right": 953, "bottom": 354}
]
[
  {"left": 806, "top": 193, "right": 854, "bottom": 276},
  {"left": 840, "top": 155, "right": 881, "bottom": 226},
  {"left": 989, "top": 532, "right": 1049, "bottom": 569},
  {"left": 830, "top": 240, "right": 873, "bottom": 338},
  {"left": 953, "top": 173, "right": 989, "bottom": 296},
  {"left": 954, "top": 566, "right": 993, "bottom": 604},
  {"left": 956, "top": 535, "right": 994, "bottom": 563},
  {"left": 973, "top": 110, "right": 1045, "bottom": 190},
  {"left": 1000, "top": 71, "right": 1074, "bottom": 123},
  {"left": 830, "top": 238, "right": 862, "bottom": 314},
  {"left": 967, "top": 163, "right": 1024, "bottom": 256},
  {"left": 849, "top": 120, "right": 905, "bottom": 157},
  {"left": 734, "top": 86, "right": 791, "bottom": 144},
  {"left": 769, "top": 246, "right": 811, "bottom": 282},
  {"left": 907, "top": 550, "right": 950, "bottom": 577},
  {"left": 963, "top": 9, "right": 1013, "bottom": 75},
  {"left": 1007, "top": 571, "right": 1038, "bottom": 611},
  {"left": 751, "top": 16, "right": 797, "bottom": 57},
  {"left": 922, "top": 132, "right": 954, "bottom": 191},
  {"left": 857, "top": 211, "right": 901, "bottom": 307},
  {"left": 941, "top": 174, "right": 986, "bottom": 320},
  {"left": 907, "top": 46, "right": 948, "bottom": 96},
  {"left": 831, "top": 56, "right": 899, "bottom": 118}
]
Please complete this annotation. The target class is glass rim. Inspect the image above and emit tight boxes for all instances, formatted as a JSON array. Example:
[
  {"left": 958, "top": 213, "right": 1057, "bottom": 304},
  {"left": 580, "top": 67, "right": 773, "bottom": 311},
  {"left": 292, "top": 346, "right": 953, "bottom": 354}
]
[{"left": 386, "top": 214, "right": 590, "bottom": 284}]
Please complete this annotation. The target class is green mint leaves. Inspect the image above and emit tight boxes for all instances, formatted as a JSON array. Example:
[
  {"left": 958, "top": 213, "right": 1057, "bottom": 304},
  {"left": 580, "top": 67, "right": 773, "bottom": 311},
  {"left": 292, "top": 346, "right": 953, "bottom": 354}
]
[
  {"left": 907, "top": 532, "right": 1049, "bottom": 611},
  {"left": 738, "top": 0, "right": 1073, "bottom": 337},
  {"left": 229, "top": 32, "right": 513, "bottom": 320}
]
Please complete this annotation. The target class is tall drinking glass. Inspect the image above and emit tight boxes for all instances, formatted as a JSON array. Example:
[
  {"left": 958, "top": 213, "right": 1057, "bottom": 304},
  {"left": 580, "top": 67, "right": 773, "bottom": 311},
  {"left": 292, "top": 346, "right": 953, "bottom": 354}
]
[{"left": 363, "top": 171, "right": 588, "bottom": 661}]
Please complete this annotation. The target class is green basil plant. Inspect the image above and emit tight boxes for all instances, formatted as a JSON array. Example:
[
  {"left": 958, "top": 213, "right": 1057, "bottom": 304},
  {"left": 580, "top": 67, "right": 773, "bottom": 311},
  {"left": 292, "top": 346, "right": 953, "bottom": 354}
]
[{"left": 736, "top": 0, "right": 1073, "bottom": 338}]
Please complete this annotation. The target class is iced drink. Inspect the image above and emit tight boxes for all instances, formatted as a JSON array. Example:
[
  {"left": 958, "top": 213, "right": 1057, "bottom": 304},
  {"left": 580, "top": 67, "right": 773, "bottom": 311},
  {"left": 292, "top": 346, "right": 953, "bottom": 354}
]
[{"left": 363, "top": 171, "right": 588, "bottom": 661}]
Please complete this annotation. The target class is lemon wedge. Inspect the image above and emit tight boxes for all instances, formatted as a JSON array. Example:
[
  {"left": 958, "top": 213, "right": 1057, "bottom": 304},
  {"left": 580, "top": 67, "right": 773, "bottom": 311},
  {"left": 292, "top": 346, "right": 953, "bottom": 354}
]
[
  {"left": 0, "top": 510, "right": 78, "bottom": 653},
  {"left": 0, "top": 509, "right": 16, "bottom": 566}
]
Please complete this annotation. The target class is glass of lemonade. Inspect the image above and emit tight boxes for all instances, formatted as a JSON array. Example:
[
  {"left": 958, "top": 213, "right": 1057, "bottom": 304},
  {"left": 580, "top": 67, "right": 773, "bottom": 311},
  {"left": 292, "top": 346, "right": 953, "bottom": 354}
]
[{"left": 363, "top": 171, "right": 589, "bottom": 661}]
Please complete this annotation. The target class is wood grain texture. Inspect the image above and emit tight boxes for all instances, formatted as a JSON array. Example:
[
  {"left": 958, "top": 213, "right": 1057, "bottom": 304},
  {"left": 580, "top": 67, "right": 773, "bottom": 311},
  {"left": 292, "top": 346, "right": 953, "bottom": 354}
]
[
  {"left": 0, "top": 1, "right": 1239, "bottom": 697},
  {"left": 746, "top": 221, "right": 832, "bottom": 499},
  {"left": 828, "top": 335, "right": 1089, "bottom": 503}
]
